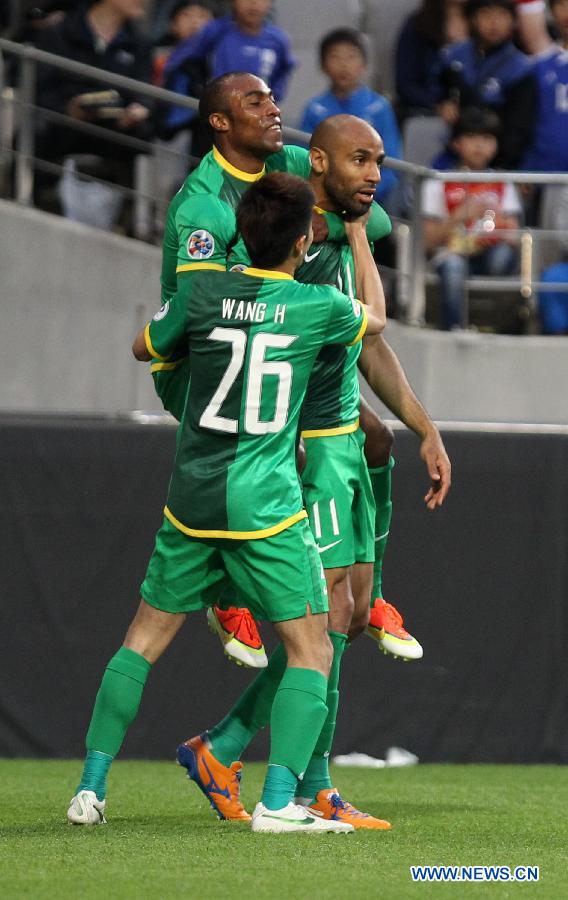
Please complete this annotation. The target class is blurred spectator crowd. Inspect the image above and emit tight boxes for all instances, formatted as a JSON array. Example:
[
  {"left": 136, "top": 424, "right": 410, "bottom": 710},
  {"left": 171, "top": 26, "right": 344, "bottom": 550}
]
[{"left": 2, "top": 0, "right": 568, "bottom": 333}]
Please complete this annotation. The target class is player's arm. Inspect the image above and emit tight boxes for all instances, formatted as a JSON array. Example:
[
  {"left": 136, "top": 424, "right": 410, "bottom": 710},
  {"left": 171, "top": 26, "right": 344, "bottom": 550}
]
[
  {"left": 344, "top": 216, "right": 386, "bottom": 334},
  {"left": 132, "top": 289, "right": 189, "bottom": 362},
  {"left": 358, "top": 336, "right": 452, "bottom": 508}
]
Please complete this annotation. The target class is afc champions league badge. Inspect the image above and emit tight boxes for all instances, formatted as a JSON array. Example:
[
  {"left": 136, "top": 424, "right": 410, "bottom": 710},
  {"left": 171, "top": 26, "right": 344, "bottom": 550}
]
[{"left": 187, "top": 229, "right": 215, "bottom": 260}]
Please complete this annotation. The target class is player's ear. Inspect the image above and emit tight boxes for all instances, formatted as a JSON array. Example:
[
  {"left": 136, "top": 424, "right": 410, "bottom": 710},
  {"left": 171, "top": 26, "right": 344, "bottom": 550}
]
[
  {"left": 309, "top": 146, "right": 328, "bottom": 175},
  {"left": 209, "top": 111, "right": 230, "bottom": 134}
]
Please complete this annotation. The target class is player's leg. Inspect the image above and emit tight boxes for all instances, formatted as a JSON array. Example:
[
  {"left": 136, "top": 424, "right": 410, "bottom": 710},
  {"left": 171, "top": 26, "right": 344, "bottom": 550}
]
[
  {"left": 359, "top": 397, "right": 423, "bottom": 660},
  {"left": 68, "top": 518, "right": 224, "bottom": 825},
  {"left": 228, "top": 521, "right": 352, "bottom": 834},
  {"left": 297, "top": 432, "right": 391, "bottom": 830}
]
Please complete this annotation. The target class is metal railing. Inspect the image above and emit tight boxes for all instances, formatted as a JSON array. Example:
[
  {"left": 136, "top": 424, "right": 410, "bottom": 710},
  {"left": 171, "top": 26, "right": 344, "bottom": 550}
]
[{"left": 2, "top": 37, "right": 568, "bottom": 328}]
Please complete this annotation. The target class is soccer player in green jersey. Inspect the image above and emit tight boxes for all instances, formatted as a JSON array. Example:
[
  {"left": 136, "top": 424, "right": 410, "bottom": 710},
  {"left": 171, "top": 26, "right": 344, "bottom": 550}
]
[
  {"left": 67, "top": 171, "right": 387, "bottom": 833},
  {"left": 178, "top": 116, "right": 451, "bottom": 829},
  {"left": 155, "top": 70, "right": 393, "bottom": 666},
  {"left": 156, "top": 70, "right": 441, "bottom": 669}
]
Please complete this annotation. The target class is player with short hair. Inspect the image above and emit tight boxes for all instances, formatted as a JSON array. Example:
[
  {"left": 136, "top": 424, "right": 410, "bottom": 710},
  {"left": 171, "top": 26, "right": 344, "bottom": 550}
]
[
  {"left": 156, "top": 71, "right": 431, "bottom": 669},
  {"left": 178, "top": 115, "right": 451, "bottom": 830},
  {"left": 67, "top": 170, "right": 387, "bottom": 833}
]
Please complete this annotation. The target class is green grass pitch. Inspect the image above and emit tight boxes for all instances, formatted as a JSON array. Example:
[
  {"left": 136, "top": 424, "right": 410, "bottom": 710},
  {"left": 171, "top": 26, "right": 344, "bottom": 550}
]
[{"left": 1, "top": 761, "right": 565, "bottom": 899}]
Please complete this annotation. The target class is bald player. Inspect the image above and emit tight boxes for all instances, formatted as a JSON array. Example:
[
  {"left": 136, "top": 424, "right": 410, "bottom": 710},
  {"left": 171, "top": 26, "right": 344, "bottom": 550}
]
[{"left": 177, "top": 115, "right": 451, "bottom": 830}]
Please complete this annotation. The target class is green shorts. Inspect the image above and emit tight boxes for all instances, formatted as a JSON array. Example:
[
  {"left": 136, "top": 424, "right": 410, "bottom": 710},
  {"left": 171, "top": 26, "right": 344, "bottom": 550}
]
[
  {"left": 301, "top": 428, "right": 375, "bottom": 569},
  {"left": 140, "top": 516, "right": 328, "bottom": 622}
]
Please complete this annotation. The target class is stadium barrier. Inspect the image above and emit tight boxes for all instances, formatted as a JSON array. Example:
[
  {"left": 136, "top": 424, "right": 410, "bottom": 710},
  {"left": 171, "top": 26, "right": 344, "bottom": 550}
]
[
  {"left": 3, "top": 37, "right": 568, "bottom": 329},
  {"left": 1, "top": 414, "right": 566, "bottom": 763}
]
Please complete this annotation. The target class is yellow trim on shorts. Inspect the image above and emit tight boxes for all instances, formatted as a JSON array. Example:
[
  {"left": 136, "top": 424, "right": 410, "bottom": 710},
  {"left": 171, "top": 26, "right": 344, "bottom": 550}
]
[
  {"left": 176, "top": 262, "right": 226, "bottom": 274},
  {"left": 347, "top": 301, "right": 368, "bottom": 346},
  {"left": 243, "top": 267, "right": 293, "bottom": 281},
  {"left": 213, "top": 145, "right": 265, "bottom": 182},
  {"left": 301, "top": 419, "right": 360, "bottom": 439},
  {"left": 164, "top": 506, "right": 308, "bottom": 540},
  {"left": 145, "top": 323, "right": 169, "bottom": 361},
  {"left": 151, "top": 358, "right": 187, "bottom": 373}
]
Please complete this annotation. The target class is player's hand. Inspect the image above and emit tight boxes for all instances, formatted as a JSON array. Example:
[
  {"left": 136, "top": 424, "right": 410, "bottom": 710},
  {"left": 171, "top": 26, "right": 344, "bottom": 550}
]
[
  {"left": 311, "top": 210, "right": 328, "bottom": 243},
  {"left": 420, "top": 427, "right": 451, "bottom": 510},
  {"left": 343, "top": 209, "right": 371, "bottom": 232}
]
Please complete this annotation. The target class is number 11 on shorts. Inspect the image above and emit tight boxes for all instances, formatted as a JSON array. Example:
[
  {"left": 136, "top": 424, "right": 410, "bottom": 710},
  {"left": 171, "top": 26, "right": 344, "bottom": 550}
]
[{"left": 311, "top": 499, "right": 340, "bottom": 540}]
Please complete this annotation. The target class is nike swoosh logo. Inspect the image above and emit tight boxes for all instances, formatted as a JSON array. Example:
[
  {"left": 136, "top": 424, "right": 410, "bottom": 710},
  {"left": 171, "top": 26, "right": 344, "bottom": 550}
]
[
  {"left": 317, "top": 539, "right": 342, "bottom": 553},
  {"left": 304, "top": 248, "right": 322, "bottom": 263},
  {"left": 264, "top": 814, "right": 316, "bottom": 824},
  {"left": 375, "top": 530, "right": 390, "bottom": 542}
]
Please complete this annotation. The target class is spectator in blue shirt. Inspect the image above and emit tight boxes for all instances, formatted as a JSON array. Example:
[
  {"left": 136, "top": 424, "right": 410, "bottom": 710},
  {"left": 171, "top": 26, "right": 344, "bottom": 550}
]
[
  {"left": 522, "top": 0, "right": 568, "bottom": 172},
  {"left": 299, "top": 28, "right": 402, "bottom": 209},
  {"left": 163, "top": 0, "right": 296, "bottom": 103},
  {"left": 438, "top": 0, "right": 536, "bottom": 168},
  {"left": 395, "top": 0, "right": 468, "bottom": 121}
]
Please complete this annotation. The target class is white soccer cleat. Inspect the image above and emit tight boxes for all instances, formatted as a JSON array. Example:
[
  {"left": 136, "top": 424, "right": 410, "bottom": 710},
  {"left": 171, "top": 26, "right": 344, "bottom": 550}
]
[
  {"left": 67, "top": 790, "right": 107, "bottom": 825},
  {"left": 251, "top": 802, "right": 353, "bottom": 834}
]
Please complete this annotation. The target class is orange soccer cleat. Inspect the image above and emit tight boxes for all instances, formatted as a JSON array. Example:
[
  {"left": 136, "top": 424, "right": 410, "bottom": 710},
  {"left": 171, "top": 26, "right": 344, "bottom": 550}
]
[
  {"left": 207, "top": 606, "right": 268, "bottom": 668},
  {"left": 177, "top": 734, "right": 251, "bottom": 821},
  {"left": 366, "top": 598, "right": 423, "bottom": 661},
  {"left": 301, "top": 789, "right": 392, "bottom": 830}
]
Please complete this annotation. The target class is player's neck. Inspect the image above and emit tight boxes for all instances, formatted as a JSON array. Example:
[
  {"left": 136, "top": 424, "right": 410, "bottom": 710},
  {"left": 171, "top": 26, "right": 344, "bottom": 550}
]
[
  {"left": 308, "top": 179, "right": 339, "bottom": 215},
  {"left": 214, "top": 142, "right": 267, "bottom": 177},
  {"left": 267, "top": 259, "right": 297, "bottom": 277}
]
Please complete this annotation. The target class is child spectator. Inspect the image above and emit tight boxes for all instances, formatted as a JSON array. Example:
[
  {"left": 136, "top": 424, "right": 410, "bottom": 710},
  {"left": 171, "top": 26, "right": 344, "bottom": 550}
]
[
  {"left": 299, "top": 28, "right": 402, "bottom": 210},
  {"left": 421, "top": 107, "right": 521, "bottom": 330},
  {"left": 522, "top": 0, "right": 568, "bottom": 173},
  {"left": 153, "top": 1, "right": 214, "bottom": 144},
  {"left": 153, "top": 2, "right": 214, "bottom": 88},
  {"left": 163, "top": 0, "right": 296, "bottom": 104},
  {"left": 395, "top": 0, "right": 468, "bottom": 120},
  {"left": 438, "top": 0, "right": 536, "bottom": 168}
]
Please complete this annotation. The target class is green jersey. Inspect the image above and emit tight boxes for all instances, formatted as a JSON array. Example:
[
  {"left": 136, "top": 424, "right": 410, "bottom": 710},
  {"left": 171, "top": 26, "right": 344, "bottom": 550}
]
[
  {"left": 145, "top": 267, "right": 367, "bottom": 538},
  {"left": 160, "top": 144, "right": 311, "bottom": 303},
  {"left": 297, "top": 206, "right": 392, "bottom": 435}
]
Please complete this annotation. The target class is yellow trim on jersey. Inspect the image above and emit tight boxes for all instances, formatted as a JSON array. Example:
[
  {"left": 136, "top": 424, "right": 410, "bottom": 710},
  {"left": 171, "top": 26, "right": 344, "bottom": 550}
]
[
  {"left": 243, "top": 267, "right": 293, "bottom": 281},
  {"left": 213, "top": 145, "right": 265, "bottom": 182},
  {"left": 145, "top": 323, "right": 169, "bottom": 361},
  {"left": 176, "top": 262, "right": 226, "bottom": 274},
  {"left": 151, "top": 359, "right": 187, "bottom": 373},
  {"left": 301, "top": 419, "right": 360, "bottom": 439},
  {"left": 313, "top": 205, "right": 327, "bottom": 215},
  {"left": 164, "top": 506, "right": 307, "bottom": 540},
  {"left": 347, "top": 301, "right": 368, "bottom": 346}
]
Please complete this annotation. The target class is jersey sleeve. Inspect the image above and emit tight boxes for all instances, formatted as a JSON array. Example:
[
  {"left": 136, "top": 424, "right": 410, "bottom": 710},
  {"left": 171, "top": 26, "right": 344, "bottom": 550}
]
[
  {"left": 175, "top": 193, "right": 235, "bottom": 275},
  {"left": 145, "top": 290, "right": 189, "bottom": 361},
  {"left": 323, "top": 286, "right": 368, "bottom": 346},
  {"left": 326, "top": 201, "right": 392, "bottom": 243}
]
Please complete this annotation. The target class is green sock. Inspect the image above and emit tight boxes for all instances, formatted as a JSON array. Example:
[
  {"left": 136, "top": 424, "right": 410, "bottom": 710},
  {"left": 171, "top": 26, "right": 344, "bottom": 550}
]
[
  {"left": 77, "top": 646, "right": 151, "bottom": 800},
  {"left": 209, "top": 643, "right": 287, "bottom": 767},
  {"left": 261, "top": 667, "right": 328, "bottom": 810},
  {"left": 261, "top": 764, "right": 299, "bottom": 812},
  {"left": 299, "top": 632, "right": 347, "bottom": 802},
  {"left": 368, "top": 456, "right": 395, "bottom": 599}
]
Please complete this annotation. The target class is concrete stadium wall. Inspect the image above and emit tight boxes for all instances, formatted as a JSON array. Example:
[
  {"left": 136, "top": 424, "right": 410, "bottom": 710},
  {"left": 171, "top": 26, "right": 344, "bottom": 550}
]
[{"left": 1, "top": 200, "right": 567, "bottom": 423}]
